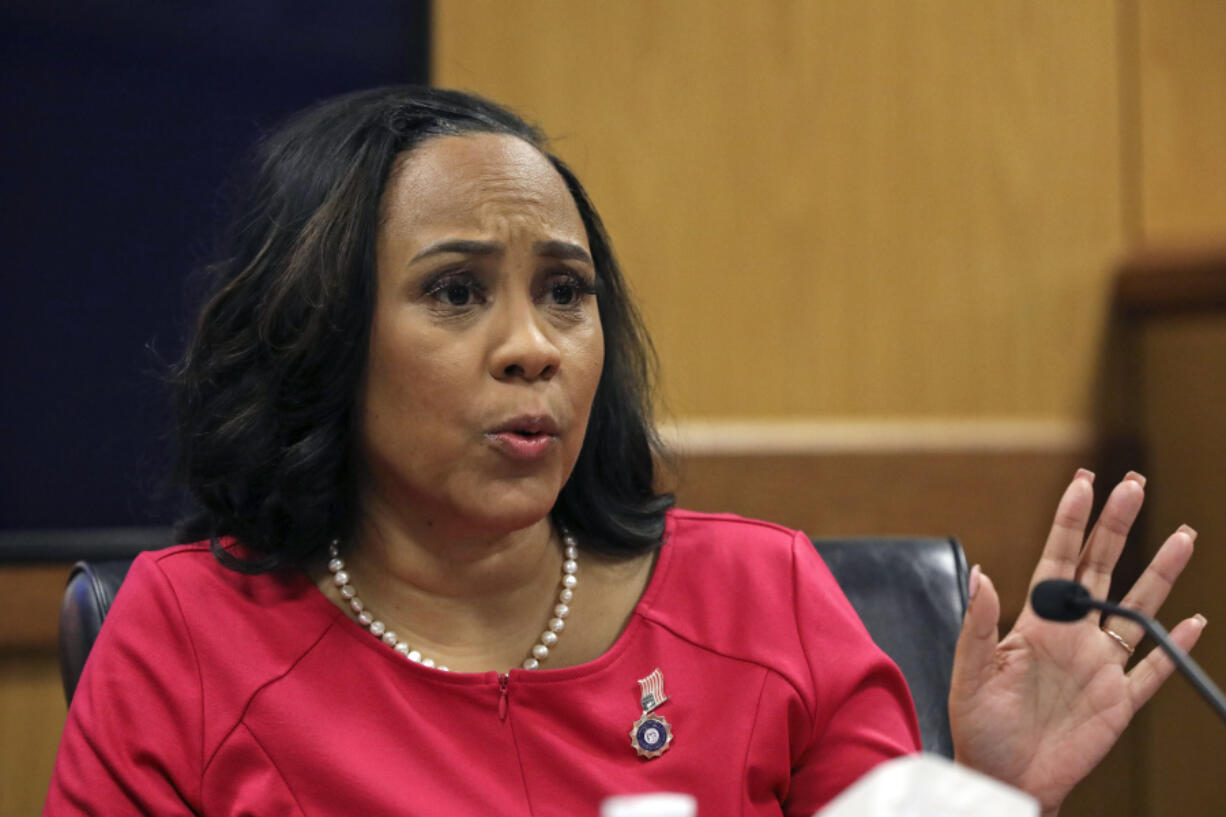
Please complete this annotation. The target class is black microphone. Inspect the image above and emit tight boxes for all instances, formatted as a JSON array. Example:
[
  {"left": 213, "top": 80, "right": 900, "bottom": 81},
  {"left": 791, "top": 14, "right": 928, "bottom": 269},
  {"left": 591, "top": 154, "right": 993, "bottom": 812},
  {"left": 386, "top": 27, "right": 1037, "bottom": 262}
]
[{"left": 1030, "top": 579, "right": 1226, "bottom": 723}]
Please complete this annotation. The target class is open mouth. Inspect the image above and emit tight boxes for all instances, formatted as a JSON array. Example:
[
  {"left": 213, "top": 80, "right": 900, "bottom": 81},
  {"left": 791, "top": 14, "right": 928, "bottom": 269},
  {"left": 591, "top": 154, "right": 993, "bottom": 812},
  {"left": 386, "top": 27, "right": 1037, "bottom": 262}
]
[
  {"left": 487, "top": 416, "right": 560, "bottom": 460},
  {"left": 490, "top": 414, "right": 561, "bottom": 438}
]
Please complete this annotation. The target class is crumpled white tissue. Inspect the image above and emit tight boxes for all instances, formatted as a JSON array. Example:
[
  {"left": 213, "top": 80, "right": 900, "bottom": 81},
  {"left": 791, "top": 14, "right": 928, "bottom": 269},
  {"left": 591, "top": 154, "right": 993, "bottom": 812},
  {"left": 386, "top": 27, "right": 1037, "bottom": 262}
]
[{"left": 814, "top": 753, "right": 1038, "bottom": 817}]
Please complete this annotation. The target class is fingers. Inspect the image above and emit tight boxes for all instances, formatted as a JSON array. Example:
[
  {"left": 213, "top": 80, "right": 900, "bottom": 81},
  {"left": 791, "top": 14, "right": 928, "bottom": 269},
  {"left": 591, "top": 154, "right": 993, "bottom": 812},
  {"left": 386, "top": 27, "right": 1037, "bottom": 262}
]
[
  {"left": 1128, "top": 614, "right": 1208, "bottom": 709},
  {"left": 1074, "top": 472, "right": 1146, "bottom": 600},
  {"left": 1103, "top": 525, "right": 1197, "bottom": 650},
  {"left": 950, "top": 566, "right": 1001, "bottom": 704},
  {"left": 1028, "top": 470, "right": 1096, "bottom": 591}
]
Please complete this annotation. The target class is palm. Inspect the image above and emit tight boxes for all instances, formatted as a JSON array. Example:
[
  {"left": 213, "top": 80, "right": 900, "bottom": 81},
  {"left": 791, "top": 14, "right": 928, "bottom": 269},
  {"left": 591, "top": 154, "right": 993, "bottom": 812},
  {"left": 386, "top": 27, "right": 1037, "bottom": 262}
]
[{"left": 948, "top": 472, "right": 1203, "bottom": 815}]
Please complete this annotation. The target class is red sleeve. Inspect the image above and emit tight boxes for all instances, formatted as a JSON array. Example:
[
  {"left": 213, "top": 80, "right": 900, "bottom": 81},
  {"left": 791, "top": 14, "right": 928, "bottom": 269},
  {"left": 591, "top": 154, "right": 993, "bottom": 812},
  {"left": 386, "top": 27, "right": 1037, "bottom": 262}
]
[
  {"left": 43, "top": 554, "right": 203, "bottom": 816},
  {"left": 783, "top": 531, "right": 922, "bottom": 815}
]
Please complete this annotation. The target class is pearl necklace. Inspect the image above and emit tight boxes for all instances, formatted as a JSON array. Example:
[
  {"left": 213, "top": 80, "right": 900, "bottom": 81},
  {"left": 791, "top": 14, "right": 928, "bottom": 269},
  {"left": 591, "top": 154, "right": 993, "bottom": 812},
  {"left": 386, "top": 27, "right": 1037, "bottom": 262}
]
[{"left": 326, "top": 527, "right": 579, "bottom": 671}]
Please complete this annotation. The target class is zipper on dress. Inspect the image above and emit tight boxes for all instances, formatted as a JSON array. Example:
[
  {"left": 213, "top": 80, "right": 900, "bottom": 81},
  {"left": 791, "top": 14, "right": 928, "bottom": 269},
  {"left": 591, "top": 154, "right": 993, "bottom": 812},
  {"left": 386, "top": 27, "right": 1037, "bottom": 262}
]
[{"left": 498, "top": 672, "right": 510, "bottom": 721}]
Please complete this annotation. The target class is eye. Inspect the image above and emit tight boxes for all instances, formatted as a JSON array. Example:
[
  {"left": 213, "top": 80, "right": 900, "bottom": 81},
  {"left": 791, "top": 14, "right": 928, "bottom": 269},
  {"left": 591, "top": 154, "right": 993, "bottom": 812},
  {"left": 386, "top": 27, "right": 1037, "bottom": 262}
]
[
  {"left": 441, "top": 282, "right": 475, "bottom": 306},
  {"left": 425, "top": 273, "right": 487, "bottom": 308},
  {"left": 544, "top": 272, "right": 596, "bottom": 307},
  {"left": 551, "top": 281, "right": 578, "bottom": 305}
]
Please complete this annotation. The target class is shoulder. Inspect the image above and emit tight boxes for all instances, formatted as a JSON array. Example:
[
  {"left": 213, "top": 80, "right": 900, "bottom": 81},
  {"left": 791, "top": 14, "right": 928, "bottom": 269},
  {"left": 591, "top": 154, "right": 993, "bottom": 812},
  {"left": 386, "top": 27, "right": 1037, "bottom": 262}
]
[
  {"left": 646, "top": 509, "right": 864, "bottom": 665},
  {"left": 657, "top": 508, "right": 844, "bottom": 609},
  {"left": 661, "top": 508, "right": 808, "bottom": 584},
  {"left": 103, "top": 542, "right": 342, "bottom": 749},
  {"left": 646, "top": 510, "right": 919, "bottom": 777},
  {"left": 124, "top": 539, "right": 341, "bottom": 667}
]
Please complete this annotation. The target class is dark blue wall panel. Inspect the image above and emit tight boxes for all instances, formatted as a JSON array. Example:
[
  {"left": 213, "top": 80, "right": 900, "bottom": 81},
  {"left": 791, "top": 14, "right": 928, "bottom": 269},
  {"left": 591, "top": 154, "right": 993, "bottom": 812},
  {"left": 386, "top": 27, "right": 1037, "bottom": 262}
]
[{"left": 1, "top": 2, "right": 430, "bottom": 529}]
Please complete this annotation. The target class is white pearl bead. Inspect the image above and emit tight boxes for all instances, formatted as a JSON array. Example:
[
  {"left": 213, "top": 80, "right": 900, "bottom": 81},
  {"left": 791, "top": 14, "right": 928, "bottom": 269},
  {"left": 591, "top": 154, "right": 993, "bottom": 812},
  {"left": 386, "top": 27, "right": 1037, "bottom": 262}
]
[{"left": 334, "top": 527, "right": 578, "bottom": 672}]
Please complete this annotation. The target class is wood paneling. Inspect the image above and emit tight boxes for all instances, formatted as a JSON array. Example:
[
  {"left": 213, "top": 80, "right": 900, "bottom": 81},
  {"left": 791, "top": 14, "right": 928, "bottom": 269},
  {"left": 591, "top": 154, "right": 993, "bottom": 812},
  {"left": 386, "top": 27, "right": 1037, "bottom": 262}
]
[
  {"left": 0, "top": 565, "right": 71, "bottom": 812},
  {"left": 435, "top": 0, "right": 1126, "bottom": 421},
  {"left": 1137, "top": 0, "right": 1226, "bottom": 242},
  {"left": 1, "top": 565, "right": 72, "bottom": 649},
  {"left": 1116, "top": 246, "right": 1226, "bottom": 316},
  {"left": 0, "top": 651, "right": 64, "bottom": 815},
  {"left": 668, "top": 438, "right": 1095, "bottom": 623},
  {"left": 1137, "top": 315, "right": 1226, "bottom": 816}
]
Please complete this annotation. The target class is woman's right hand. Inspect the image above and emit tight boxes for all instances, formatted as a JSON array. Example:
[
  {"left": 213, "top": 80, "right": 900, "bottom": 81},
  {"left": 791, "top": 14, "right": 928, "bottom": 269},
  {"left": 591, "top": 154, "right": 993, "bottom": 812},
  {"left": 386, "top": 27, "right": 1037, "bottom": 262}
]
[{"left": 947, "top": 470, "right": 1205, "bottom": 817}]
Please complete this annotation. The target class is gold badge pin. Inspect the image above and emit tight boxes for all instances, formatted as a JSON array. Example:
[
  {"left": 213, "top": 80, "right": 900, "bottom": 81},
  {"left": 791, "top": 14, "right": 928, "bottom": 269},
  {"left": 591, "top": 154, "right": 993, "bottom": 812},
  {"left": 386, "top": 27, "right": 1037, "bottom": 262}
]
[{"left": 629, "top": 668, "right": 674, "bottom": 759}]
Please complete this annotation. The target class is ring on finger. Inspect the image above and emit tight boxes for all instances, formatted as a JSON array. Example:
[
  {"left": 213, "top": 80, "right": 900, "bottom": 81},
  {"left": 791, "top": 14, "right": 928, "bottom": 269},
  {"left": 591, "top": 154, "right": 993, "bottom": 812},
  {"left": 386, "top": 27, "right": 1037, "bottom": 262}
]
[{"left": 1102, "top": 627, "right": 1135, "bottom": 655}]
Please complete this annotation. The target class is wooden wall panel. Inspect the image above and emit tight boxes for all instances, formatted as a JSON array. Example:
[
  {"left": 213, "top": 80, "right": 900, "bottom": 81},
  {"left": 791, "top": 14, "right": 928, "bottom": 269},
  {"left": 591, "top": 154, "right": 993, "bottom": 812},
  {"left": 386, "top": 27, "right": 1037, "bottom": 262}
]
[
  {"left": 1136, "top": 0, "right": 1226, "bottom": 242},
  {"left": 0, "top": 565, "right": 71, "bottom": 812},
  {"left": 1137, "top": 315, "right": 1226, "bottom": 816},
  {"left": 0, "top": 651, "right": 64, "bottom": 815},
  {"left": 435, "top": 0, "right": 1125, "bottom": 421}
]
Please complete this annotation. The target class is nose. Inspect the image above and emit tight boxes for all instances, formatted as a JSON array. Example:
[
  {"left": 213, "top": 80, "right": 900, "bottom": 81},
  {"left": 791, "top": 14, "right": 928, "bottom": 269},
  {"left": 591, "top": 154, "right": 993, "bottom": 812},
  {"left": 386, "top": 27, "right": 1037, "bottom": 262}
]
[{"left": 489, "top": 297, "right": 561, "bottom": 382}]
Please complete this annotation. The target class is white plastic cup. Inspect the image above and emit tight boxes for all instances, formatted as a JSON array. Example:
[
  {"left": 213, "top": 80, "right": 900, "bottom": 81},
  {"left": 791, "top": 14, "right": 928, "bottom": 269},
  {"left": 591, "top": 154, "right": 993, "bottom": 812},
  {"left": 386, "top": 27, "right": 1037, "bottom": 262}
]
[{"left": 600, "top": 792, "right": 698, "bottom": 817}]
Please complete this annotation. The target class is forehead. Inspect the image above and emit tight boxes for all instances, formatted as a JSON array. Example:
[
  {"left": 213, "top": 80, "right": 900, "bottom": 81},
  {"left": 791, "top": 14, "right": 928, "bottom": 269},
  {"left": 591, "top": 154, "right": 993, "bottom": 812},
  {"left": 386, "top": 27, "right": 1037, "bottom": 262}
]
[{"left": 381, "top": 132, "right": 587, "bottom": 249}]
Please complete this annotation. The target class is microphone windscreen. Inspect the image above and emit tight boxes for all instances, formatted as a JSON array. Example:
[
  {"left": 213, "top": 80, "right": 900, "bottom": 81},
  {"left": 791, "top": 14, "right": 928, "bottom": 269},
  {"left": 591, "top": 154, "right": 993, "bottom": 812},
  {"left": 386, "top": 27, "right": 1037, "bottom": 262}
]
[{"left": 1030, "top": 579, "right": 1092, "bottom": 622}]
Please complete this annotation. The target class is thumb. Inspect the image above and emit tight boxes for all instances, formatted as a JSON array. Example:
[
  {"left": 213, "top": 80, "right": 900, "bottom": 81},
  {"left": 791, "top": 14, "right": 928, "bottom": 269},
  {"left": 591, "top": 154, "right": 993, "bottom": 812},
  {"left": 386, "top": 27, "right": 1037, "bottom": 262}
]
[{"left": 950, "top": 565, "right": 1001, "bottom": 702}]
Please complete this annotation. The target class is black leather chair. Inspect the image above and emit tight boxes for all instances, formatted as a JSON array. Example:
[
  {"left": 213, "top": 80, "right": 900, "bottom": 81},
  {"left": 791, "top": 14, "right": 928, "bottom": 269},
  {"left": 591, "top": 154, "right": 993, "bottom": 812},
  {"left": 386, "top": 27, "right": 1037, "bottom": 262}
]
[
  {"left": 59, "top": 559, "right": 134, "bottom": 704},
  {"left": 814, "top": 537, "right": 967, "bottom": 758},
  {"left": 59, "top": 536, "right": 967, "bottom": 757}
]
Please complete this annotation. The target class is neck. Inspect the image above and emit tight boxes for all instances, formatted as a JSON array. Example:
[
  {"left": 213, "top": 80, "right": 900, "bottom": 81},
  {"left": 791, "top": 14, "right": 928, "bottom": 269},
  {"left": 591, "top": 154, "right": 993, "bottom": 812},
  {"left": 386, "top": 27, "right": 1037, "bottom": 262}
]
[
  {"left": 355, "top": 513, "right": 559, "bottom": 598},
  {"left": 325, "top": 505, "right": 567, "bottom": 672}
]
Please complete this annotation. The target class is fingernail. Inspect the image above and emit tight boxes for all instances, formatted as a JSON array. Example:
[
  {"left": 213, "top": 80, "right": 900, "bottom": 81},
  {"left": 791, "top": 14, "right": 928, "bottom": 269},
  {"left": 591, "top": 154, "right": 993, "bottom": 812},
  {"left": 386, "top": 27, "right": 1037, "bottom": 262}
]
[
  {"left": 1179, "top": 523, "right": 1198, "bottom": 541},
  {"left": 968, "top": 564, "right": 981, "bottom": 601},
  {"left": 1195, "top": 614, "right": 1208, "bottom": 628},
  {"left": 1124, "top": 470, "right": 1147, "bottom": 487},
  {"left": 1075, "top": 468, "right": 1096, "bottom": 484}
]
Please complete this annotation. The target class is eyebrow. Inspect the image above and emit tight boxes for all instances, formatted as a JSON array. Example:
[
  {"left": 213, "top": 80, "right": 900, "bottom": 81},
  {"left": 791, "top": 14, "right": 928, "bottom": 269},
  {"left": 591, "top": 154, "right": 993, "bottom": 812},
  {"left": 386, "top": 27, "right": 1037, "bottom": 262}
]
[
  {"left": 409, "top": 239, "right": 593, "bottom": 267},
  {"left": 533, "top": 240, "right": 594, "bottom": 266}
]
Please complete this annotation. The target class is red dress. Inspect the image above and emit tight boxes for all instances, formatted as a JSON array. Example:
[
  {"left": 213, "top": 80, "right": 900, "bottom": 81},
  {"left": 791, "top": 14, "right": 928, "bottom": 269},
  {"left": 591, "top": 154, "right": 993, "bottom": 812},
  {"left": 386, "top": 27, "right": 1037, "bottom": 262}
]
[{"left": 44, "top": 510, "right": 920, "bottom": 816}]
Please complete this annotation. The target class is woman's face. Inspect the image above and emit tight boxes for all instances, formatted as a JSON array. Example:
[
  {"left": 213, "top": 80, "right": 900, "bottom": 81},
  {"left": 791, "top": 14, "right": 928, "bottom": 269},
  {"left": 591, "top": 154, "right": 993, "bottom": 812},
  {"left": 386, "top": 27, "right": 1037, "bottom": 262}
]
[{"left": 360, "top": 133, "right": 604, "bottom": 537}]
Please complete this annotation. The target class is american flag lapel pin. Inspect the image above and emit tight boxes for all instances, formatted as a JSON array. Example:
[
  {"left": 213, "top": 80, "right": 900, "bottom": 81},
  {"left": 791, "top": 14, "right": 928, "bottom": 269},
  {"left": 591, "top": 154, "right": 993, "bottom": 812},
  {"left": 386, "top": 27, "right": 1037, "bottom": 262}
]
[{"left": 630, "top": 667, "right": 674, "bottom": 759}]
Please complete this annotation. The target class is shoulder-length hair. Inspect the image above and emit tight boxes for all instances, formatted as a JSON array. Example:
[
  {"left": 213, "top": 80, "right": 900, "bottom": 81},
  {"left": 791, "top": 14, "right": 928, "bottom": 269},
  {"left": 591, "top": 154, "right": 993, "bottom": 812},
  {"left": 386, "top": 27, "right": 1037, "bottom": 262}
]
[{"left": 172, "top": 86, "right": 673, "bottom": 572}]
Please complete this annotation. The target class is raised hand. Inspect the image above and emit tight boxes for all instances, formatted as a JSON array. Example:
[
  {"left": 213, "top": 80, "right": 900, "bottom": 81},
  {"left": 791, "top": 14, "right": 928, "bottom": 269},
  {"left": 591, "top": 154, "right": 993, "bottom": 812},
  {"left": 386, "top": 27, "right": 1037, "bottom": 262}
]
[{"left": 947, "top": 470, "right": 1206, "bottom": 817}]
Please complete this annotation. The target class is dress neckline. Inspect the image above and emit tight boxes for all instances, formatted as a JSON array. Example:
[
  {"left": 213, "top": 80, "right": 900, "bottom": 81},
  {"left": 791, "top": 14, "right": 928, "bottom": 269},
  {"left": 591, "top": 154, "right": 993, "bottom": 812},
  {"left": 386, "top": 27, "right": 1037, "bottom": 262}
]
[{"left": 299, "top": 512, "right": 678, "bottom": 684}]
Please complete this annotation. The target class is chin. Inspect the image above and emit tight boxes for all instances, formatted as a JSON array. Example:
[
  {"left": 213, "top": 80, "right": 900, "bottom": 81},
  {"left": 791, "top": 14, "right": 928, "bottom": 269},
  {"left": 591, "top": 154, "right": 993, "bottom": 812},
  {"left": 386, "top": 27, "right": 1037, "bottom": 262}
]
[{"left": 453, "top": 484, "right": 563, "bottom": 535}]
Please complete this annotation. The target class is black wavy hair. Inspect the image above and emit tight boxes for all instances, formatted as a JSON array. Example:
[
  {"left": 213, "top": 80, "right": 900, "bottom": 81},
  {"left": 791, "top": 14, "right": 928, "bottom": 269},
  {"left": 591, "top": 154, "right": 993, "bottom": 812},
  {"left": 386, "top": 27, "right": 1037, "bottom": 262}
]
[{"left": 172, "top": 86, "right": 673, "bottom": 572}]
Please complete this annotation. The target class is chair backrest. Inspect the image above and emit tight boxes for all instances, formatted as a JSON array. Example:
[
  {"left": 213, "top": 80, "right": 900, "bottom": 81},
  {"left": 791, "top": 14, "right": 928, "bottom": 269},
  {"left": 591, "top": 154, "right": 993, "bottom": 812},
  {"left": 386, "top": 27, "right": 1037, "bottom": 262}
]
[
  {"left": 812, "top": 536, "right": 967, "bottom": 758},
  {"left": 59, "top": 560, "right": 134, "bottom": 704},
  {"left": 59, "top": 537, "right": 968, "bottom": 757}
]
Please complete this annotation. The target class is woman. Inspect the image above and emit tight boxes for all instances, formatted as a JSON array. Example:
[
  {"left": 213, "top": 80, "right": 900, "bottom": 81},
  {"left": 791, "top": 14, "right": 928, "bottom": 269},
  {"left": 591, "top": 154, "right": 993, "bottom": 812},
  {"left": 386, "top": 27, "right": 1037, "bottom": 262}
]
[{"left": 44, "top": 87, "right": 1204, "bottom": 816}]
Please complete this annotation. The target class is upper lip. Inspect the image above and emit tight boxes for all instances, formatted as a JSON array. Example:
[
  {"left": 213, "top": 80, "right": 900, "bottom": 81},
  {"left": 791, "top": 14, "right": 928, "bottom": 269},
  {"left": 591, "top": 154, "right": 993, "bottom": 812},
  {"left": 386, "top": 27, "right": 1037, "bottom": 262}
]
[{"left": 489, "top": 414, "right": 561, "bottom": 436}]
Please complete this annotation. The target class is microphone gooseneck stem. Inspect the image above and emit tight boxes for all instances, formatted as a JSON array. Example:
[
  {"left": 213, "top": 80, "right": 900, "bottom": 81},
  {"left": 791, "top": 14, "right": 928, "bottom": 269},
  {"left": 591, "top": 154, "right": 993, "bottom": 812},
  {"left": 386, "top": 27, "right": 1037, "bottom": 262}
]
[{"left": 1092, "top": 600, "right": 1226, "bottom": 724}]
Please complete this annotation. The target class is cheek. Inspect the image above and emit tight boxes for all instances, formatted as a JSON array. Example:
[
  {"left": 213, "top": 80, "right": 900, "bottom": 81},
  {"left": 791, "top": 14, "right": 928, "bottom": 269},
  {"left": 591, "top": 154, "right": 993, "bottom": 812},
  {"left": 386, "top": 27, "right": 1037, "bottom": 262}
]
[
  {"left": 569, "top": 323, "right": 605, "bottom": 413},
  {"left": 363, "top": 321, "right": 471, "bottom": 436}
]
